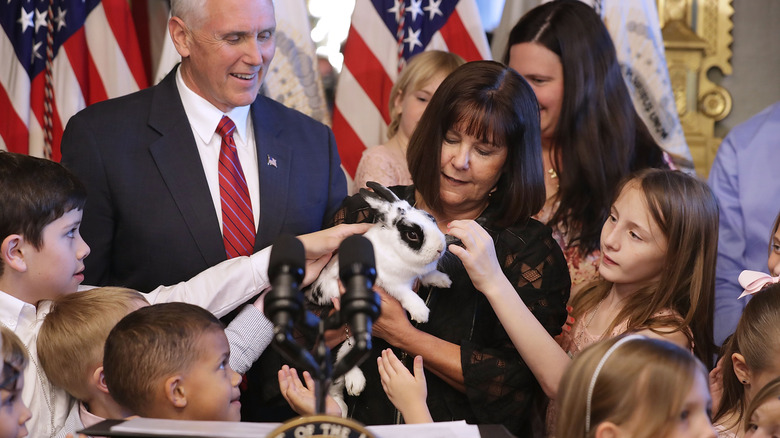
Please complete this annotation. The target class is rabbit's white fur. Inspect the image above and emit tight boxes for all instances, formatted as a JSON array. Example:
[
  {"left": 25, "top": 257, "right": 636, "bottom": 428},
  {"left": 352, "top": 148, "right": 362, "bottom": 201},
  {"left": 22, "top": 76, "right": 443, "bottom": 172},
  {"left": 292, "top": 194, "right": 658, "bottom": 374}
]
[{"left": 307, "top": 184, "right": 451, "bottom": 400}]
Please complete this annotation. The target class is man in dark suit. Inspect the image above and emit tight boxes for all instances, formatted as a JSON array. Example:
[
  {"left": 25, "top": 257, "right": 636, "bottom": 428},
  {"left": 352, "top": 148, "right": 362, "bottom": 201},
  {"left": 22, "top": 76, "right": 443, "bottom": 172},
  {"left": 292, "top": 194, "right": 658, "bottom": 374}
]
[
  {"left": 60, "top": 0, "right": 347, "bottom": 421},
  {"left": 60, "top": 0, "right": 346, "bottom": 292}
]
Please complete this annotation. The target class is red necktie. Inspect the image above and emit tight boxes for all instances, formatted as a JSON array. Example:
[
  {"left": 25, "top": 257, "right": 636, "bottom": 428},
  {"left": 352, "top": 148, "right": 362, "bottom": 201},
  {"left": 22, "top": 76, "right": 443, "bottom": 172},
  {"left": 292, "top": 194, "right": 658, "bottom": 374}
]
[{"left": 217, "top": 116, "right": 255, "bottom": 258}]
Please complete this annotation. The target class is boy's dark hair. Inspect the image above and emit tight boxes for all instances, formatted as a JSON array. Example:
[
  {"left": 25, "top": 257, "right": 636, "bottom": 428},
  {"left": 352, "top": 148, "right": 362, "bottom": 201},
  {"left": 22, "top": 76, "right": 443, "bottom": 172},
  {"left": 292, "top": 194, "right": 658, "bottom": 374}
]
[
  {"left": 103, "top": 302, "right": 224, "bottom": 417},
  {"left": 0, "top": 152, "right": 86, "bottom": 274}
]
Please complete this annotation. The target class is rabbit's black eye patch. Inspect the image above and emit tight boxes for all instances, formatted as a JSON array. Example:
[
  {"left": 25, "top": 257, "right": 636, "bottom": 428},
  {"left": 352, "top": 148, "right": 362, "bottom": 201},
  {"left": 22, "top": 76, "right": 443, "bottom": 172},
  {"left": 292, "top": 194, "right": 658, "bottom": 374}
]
[{"left": 396, "top": 221, "right": 424, "bottom": 251}]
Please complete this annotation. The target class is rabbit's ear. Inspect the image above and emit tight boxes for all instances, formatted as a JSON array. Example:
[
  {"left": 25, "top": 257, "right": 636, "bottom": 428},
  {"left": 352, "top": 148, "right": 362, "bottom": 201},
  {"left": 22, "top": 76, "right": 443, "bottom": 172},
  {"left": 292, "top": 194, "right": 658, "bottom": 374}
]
[
  {"left": 364, "top": 181, "right": 401, "bottom": 203},
  {"left": 362, "top": 194, "right": 392, "bottom": 220},
  {"left": 358, "top": 183, "right": 397, "bottom": 217}
]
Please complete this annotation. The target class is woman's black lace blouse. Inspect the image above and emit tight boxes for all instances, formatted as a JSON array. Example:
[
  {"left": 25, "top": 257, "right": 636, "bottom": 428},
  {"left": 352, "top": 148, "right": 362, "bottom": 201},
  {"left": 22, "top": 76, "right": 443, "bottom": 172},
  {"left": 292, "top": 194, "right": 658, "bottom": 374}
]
[{"left": 335, "top": 185, "right": 571, "bottom": 437}]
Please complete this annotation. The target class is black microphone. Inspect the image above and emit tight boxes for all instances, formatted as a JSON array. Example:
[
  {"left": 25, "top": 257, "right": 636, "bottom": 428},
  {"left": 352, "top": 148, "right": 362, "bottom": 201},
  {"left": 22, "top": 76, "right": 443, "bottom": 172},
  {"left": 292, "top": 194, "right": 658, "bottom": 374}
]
[
  {"left": 264, "top": 234, "right": 322, "bottom": 378},
  {"left": 332, "top": 235, "right": 381, "bottom": 378},
  {"left": 264, "top": 234, "right": 305, "bottom": 334}
]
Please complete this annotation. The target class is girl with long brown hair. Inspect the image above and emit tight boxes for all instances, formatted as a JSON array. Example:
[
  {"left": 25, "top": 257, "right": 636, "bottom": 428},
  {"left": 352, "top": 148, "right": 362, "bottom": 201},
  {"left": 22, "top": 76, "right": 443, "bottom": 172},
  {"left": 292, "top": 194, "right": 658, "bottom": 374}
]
[{"left": 450, "top": 169, "right": 717, "bottom": 403}]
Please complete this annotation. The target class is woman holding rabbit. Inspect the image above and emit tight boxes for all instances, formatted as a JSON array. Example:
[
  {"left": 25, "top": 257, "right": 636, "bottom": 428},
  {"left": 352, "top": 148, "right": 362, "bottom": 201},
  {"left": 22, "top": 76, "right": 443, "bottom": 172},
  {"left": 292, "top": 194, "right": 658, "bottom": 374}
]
[{"left": 327, "top": 60, "right": 570, "bottom": 436}]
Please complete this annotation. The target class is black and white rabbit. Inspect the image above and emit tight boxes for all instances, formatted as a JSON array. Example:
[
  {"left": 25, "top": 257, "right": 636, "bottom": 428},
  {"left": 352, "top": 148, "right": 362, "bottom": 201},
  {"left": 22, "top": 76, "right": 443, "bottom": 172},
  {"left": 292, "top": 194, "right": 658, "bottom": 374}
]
[{"left": 308, "top": 181, "right": 452, "bottom": 398}]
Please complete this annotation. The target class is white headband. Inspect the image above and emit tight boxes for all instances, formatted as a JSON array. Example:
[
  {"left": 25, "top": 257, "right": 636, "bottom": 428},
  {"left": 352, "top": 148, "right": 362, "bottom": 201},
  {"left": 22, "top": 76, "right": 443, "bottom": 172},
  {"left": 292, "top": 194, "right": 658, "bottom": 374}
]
[{"left": 585, "top": 334, "right": 646, "bottom": 434}]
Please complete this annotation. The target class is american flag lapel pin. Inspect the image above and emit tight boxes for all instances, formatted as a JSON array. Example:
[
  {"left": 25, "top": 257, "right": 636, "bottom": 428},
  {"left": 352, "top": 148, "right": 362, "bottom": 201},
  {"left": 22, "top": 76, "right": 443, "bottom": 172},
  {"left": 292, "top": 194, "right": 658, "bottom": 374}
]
[{"left": 267, "top": 155, "right": 277, "bottom": 168}]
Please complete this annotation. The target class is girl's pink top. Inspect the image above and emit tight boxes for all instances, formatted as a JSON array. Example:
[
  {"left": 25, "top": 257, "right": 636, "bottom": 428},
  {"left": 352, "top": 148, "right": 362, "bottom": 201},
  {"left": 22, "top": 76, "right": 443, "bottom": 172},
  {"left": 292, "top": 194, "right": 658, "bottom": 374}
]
[
  {"left": 352, "top": 144, "right": 412, "bottom": 194},
  {"left": 559, "top": 308, "right": 692, "bottom": 357}
]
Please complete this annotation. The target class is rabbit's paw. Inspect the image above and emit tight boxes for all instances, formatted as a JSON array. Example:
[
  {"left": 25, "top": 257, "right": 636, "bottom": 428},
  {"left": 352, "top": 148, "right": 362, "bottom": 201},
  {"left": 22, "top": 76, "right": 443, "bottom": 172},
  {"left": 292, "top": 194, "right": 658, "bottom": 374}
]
[
  {"left": 345, "top": 368, "right": 367, "bottom": 396},
  {"left": 404, "top": 299, "right": 430, "bottom": 323},
  {"left": 421, "top": 270, "right": 452, "bottom": 288}
]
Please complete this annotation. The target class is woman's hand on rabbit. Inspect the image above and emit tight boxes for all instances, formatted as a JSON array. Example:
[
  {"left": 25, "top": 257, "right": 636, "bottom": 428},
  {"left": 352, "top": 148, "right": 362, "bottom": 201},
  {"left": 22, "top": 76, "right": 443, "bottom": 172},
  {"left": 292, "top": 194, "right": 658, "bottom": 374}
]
[
  {"left": 446, "top": 220, "right": 503, "bottom": 296},
  {"left": 372, "top": 287, "right": 415, "bottom": 345}
]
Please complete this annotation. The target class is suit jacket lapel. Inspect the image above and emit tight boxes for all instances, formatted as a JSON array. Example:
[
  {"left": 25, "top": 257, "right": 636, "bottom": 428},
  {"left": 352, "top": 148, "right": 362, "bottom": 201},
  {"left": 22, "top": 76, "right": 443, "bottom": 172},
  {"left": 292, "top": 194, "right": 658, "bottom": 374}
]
[
  {"left": 251, "top": 97, "right": 291, "bottom": 249},
  {"left": 147, "top": 70, "right": 227, "bottom": 267}
]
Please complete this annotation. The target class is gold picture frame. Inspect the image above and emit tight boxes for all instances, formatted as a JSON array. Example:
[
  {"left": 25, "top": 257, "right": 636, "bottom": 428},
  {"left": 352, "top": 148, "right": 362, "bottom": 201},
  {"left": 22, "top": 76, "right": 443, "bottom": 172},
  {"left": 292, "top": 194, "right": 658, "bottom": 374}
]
[{"left": 657, "top": 0, "right": 734, "bottom": 177}]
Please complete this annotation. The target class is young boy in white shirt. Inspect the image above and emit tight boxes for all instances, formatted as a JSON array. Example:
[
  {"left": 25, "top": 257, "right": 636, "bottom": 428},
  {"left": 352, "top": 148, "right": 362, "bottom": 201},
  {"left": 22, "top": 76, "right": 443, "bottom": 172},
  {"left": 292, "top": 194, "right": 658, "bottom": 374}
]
[
  {"left": 0, "top": 151, "right": 368, "bottom": 437},
  {"left": 102, "top": 303, "right": 243, "bottom": 421},
  {"left": 38, "top": 287, "right": 270, "bottom": 436}
]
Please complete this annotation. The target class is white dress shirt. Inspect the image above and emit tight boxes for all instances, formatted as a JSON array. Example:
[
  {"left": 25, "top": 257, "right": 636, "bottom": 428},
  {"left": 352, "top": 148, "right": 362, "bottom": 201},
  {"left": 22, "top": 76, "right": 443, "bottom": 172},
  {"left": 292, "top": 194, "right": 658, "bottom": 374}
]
[
  {"left": 54, "top": 292, "right": 274, "bottom": 438},
  {"left": 175, "top": 68, "right": 261, "bottom": 232}
]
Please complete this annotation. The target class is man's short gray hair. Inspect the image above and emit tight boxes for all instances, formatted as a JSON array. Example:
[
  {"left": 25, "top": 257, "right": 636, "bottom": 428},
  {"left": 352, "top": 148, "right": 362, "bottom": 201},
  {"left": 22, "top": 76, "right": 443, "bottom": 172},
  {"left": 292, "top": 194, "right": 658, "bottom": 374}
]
[{"left": 170, "top": 0, "right": 208, "bottom": 26}]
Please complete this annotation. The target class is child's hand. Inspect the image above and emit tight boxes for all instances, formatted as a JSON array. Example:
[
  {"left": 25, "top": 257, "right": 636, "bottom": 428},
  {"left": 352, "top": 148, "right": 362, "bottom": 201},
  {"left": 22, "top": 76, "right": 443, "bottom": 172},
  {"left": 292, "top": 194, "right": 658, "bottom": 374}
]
[
  {"left": 446, "top": 220, "right": 503, "bottom": 295},
  {"left": 298, "top": 223, "right": 373, "bottom": 287},
  {"left": 278, "top": 365, "right": 343, "bottom": 417},
  {"left": 252, "top": 288, "right": 271, "bottom": 312},
  {"left": 709, "top": 355, "right": 725, "bottom": 413},
  {"left": 377, "top": 349, "right": 432, "bottom": 424}
]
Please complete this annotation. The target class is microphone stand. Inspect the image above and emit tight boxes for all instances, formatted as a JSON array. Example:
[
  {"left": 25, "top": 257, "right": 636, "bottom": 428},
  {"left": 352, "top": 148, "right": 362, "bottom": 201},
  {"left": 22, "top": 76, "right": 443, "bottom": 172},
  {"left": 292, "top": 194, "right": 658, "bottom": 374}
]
[{"left": 264, "top": 234, "right": 380, "bottom": 416}]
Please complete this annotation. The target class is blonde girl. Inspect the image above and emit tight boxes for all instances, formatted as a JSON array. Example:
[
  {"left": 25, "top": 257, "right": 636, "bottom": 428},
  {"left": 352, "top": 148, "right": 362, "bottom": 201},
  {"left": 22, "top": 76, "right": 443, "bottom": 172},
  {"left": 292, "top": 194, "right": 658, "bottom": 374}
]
[
  {"left": 448, "top": 169, "right": 717, "bottom": 400},
  {"left": 743, "top": 376, "right": 780, "bottom": 437},
  {"left": 0, "top": 326, "right": 31, "bottom": 438},
  {"left": 556, "top": 335, "right": 715, "bottom": 438},
  {"left": 352, "top": 50, "right": 464, "bottom": 192}
]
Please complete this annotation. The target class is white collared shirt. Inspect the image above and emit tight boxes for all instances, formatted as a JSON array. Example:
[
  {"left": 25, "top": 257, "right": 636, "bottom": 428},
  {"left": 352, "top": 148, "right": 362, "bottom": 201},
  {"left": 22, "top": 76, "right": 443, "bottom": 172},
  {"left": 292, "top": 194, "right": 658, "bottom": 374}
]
[
  {"left": 0, "top": 292, "right": 72, "bottom": 438},
  {"left": 175, "top": 68, "right": 261, "bottom": 232},
  {"left": 7, "top": 246, "right": 273, "bottom": 437}
]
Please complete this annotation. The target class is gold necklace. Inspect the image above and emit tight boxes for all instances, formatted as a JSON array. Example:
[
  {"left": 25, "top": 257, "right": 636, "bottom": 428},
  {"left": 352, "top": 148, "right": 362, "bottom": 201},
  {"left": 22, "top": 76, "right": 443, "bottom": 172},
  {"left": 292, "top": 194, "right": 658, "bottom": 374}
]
[{"left": 584, "top": 296, "right": 607, "bottom": 329}]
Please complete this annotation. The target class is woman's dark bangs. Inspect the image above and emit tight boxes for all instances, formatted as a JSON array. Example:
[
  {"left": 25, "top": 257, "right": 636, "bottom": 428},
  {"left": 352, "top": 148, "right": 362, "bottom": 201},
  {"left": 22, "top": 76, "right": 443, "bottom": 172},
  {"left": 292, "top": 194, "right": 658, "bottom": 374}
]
[{"left": 450, "top": 97, "right": 513, "bottom": 147}]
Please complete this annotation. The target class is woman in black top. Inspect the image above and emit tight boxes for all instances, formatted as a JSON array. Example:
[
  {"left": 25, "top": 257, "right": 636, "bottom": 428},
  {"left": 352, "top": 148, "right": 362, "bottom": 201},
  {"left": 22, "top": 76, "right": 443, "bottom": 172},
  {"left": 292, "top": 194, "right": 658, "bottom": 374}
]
[{"left": 333, "top": 61, "right": 570, "bottom": 437}]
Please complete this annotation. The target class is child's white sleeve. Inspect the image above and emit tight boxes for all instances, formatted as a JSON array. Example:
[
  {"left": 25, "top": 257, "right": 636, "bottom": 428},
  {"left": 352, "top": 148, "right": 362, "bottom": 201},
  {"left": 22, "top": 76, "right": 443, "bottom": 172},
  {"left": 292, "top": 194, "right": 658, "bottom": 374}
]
[
  {"left": 143, "top": 247, "right": 272, "bottom": 317},
  {"left": 225, "top": 304, "right": 274, "bottom": 374}
]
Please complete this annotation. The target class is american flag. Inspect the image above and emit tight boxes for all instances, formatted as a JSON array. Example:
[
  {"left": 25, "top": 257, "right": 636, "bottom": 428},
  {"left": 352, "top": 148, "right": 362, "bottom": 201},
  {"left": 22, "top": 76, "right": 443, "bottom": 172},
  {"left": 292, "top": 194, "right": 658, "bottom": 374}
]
[
  {"left": 333, "top": 0, "right": 491, "bottom": 178},
  {"left": 0, "top": 0, "right": 147, "bottom": 159}
]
